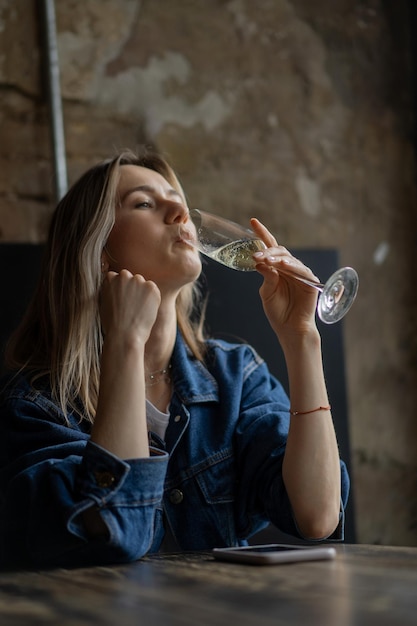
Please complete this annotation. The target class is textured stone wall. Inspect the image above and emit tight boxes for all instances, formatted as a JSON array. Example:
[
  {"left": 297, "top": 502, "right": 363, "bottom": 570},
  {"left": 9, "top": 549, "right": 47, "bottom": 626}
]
[{"left": 1, "top": 0, "right": 416, "bottom": 545}]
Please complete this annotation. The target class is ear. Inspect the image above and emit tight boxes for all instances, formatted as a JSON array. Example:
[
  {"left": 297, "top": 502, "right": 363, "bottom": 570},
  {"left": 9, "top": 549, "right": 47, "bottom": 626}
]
[{"left": 101, "top": 251, "right": 110, "bottom": 273}]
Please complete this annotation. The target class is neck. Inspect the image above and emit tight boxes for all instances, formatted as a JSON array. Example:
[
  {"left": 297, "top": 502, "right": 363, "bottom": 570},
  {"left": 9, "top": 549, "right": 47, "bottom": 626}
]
[
  {"left": 144, "top": 299, "right": 177, "bottom": 376},
  {"left": 146, "top": 378, "right": 173, "bottom": 412},
  {"left": 144, "top": 304, "right": 176, "bottom": 412}
]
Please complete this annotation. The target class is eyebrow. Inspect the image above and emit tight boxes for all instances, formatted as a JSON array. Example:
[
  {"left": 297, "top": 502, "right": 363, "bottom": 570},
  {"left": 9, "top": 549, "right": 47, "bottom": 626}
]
[{"left": 121, "top": 185, "right": 183, "bottom": 203}]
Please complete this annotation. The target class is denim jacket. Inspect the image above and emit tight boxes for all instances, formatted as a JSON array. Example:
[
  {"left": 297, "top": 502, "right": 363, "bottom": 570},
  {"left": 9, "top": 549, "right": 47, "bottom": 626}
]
[{"left": 0, "top": 332, "right": 349, "bottom": 568}]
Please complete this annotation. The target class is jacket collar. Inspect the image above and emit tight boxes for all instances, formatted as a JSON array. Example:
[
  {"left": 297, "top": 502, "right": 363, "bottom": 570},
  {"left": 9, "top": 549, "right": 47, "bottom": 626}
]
[{"left": 171, "top": 330, "right": 219, "bottom": 404}]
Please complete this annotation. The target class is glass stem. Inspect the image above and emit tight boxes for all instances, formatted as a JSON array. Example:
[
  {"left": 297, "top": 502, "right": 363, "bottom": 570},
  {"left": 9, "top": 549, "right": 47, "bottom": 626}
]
[{"left": 276, "top": 267, "right": 325, "bottom": 293}]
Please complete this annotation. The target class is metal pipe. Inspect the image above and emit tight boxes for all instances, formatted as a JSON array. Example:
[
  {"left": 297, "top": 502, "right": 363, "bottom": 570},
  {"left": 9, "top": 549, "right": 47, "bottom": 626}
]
[{"left": 40, "top": 0, "right": 68, "bottom": 202}]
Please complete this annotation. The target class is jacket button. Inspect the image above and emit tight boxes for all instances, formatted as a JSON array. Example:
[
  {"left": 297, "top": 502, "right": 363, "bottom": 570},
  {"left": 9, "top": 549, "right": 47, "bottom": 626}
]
[
  {"left": 169, "top": 489, "right": 184, "bottom": 504},
  {"left": 94, "top": 471, "right": 116, "bottom": 488},
  {"left": 174, "top": 415, "right": 181, "bottom": 423}
]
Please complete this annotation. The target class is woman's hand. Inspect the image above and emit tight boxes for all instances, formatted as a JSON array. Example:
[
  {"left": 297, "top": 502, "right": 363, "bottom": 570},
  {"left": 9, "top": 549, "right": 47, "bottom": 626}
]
[
  {"left": 93, "top": 269, "right": 161, "bottom": 460},
  {"left": 250, "top": 218, "right": 319, "bottom": 339},
  {"left": 100, "top": 269, "right": 161, "bottom": 346}
]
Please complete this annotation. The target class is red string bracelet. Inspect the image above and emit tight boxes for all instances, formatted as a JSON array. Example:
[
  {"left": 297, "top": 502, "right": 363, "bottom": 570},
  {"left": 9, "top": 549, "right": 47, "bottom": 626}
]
[{"left": 289, "top": 405, "right": 331, "bottom": 416}]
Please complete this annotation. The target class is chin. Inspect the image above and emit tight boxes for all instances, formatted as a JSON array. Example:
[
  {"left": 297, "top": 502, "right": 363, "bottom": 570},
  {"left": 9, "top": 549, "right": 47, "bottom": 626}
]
[
  {"left": 179, "top": 250, "right": 202, "bottom": 277},
  {"left": 183, "top": 263, "right": 202, "bottom": 284}
]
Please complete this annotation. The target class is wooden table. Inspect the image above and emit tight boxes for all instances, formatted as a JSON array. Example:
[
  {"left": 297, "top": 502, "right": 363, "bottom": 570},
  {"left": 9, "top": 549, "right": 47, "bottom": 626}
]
[{"left": 0, "top": 544, "right": 416, "bottom": 625}]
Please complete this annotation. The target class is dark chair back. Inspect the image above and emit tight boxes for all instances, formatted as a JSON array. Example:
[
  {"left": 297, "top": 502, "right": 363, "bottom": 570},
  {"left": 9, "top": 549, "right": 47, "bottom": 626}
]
[{"left": 1, "top": 244, "right": 44, "bottom": 370}]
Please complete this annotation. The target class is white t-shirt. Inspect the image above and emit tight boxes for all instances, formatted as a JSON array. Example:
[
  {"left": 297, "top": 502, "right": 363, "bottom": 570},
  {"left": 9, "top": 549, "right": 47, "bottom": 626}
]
[{"left": 146, "top": 399, "right": 170, "bottom": 441}]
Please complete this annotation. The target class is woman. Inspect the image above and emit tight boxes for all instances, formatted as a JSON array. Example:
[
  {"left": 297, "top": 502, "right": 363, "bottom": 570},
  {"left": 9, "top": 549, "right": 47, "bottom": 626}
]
[{"left": 0, "top": 148, "right": 349, "bottom": 568}]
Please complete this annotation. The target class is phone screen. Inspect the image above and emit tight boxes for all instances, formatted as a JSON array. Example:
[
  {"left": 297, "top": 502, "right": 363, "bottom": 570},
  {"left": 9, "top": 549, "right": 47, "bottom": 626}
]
[
  {"left": 212, "top": 544, "right": 337, "bottom": 565},
  {"left": 238, "top": 546, "right": 301, "bottom": 552}
]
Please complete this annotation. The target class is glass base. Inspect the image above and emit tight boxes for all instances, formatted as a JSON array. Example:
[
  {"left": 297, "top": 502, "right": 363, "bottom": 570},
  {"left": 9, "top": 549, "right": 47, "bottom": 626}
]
[{"left": 317, "top": 267, "right": 359, "bottom": 324}]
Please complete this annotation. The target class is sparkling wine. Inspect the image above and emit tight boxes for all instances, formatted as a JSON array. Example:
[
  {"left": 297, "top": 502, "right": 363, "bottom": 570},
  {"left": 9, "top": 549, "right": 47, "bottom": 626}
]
[{"left": 207, "top": 238, "right": 265, "bottom": 271}]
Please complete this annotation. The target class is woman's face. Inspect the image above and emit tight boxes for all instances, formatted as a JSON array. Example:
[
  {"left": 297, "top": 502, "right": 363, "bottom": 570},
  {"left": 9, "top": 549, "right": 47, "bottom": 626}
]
[{"left": 105, "top": 165, "right": 201, "bottom": 290}]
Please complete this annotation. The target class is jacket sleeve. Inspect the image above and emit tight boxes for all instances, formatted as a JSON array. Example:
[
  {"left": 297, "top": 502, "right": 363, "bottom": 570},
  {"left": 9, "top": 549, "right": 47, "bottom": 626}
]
[
  {"left": 233, "top": 348, "right": 350, "bottom": 542},
  {"left": 0, "top": 391, "right": 168, "bottom": 568}
]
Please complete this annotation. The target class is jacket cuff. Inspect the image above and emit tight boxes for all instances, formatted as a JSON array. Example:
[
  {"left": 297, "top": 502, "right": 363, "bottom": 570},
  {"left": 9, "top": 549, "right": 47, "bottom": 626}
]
[{"left": 76, "top": 440, "right": 169, "bottom": 505}]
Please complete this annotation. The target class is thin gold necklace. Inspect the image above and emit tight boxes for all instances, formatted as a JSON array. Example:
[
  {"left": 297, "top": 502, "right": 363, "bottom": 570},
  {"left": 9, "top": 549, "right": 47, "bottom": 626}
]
[{"left": 146, "top": 363, "right": 172, "bottom": 387}]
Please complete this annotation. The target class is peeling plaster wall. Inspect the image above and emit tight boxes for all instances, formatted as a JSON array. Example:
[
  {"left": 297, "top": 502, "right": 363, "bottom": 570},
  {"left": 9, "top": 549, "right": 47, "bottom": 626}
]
[{"left": 1, "top": 0, "right": 417, "bottom": 545}]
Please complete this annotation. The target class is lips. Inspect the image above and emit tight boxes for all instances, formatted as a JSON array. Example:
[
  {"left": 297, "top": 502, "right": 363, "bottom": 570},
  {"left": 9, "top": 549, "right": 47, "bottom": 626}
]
[{"left": 176, "top": 225, "right": 197, "bottom": 247}]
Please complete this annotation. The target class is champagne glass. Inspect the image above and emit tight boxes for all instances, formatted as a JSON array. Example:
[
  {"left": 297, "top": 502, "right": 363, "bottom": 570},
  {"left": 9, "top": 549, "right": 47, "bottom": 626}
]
[{"left": 185, "top": 208, "right": 359, "bottom": 324}]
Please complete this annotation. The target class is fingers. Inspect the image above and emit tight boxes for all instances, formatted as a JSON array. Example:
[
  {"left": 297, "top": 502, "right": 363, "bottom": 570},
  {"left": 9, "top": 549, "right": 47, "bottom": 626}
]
[
  {"left": 254, "top": 251, "right": 318, "bottom": 284},
  {"left": 250, "top": 217, "right": 278, "bottom": 247},
  {"left": 103, "top": 269, "right": 157, "bottom": 291},
  {"left": 249, "top": 218, "right": 319, "bottom": 283},
  {"left": 250, "top": 217, "right": 287, "bottom": 268},
  {"left": 100, "top": 270, "right": 161, "bottom": 338}
]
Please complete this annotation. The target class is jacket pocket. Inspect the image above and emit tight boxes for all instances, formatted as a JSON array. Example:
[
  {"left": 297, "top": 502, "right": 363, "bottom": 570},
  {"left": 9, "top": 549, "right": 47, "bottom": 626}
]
[{"left": 194, "top": 448, "right": 235, "bottom": 504}]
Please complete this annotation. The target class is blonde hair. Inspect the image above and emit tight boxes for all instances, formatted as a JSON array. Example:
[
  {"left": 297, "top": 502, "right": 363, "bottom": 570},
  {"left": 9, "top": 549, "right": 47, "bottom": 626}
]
[{"left": 6, "top": 149, "right": 206, "bottom": 422}]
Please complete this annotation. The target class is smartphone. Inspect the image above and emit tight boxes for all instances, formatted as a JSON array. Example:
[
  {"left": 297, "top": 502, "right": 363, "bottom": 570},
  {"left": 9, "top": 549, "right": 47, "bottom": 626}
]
[{"left": 212, "top": 543, "right": 337, "bottom": 565}]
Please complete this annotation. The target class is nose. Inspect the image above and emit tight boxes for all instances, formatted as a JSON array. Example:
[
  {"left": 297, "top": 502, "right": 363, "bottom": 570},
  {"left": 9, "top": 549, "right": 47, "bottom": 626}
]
[{"left": 165, "top": 198, "right": 189, "bottom": 224}]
